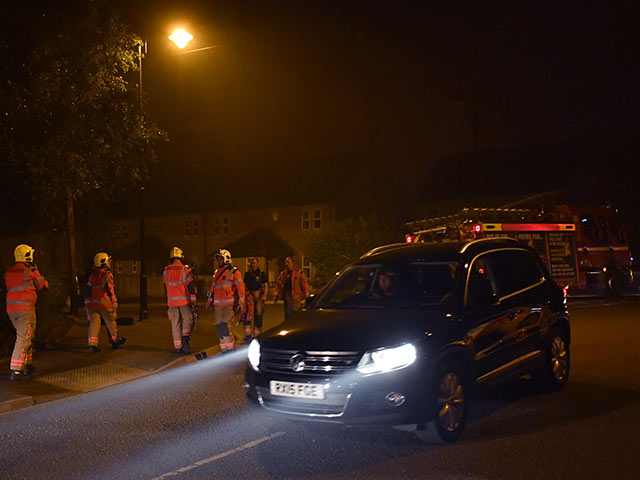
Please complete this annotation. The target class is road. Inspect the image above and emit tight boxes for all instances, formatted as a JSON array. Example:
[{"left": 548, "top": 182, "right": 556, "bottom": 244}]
[{"left": 1, "top": 298, "right": 639, "bottom": 479}]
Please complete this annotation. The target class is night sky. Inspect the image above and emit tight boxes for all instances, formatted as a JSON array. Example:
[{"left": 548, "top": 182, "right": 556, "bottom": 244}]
[
  {"left": 111, "top": 1, "right": 637, "bottom": 214},
  {"left": 3, "top": 1, "right": 638, "bottom": 222}
]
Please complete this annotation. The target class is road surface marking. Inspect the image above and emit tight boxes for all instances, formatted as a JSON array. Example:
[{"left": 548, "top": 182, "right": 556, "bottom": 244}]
[{"left": 151, "top": 431, "right": 286, "bottom": 479}]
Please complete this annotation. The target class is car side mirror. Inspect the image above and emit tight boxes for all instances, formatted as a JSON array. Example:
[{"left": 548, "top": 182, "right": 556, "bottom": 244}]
[{"left": 304, "top": 294, "right": 316, "bottom": 309}]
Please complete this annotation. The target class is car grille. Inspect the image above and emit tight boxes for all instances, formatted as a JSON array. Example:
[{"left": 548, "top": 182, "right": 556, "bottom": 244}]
[
  {"left": 259, "top": 395, "right": 348, "bottom": 416},
  {"left": 260, "top": 349, "right": 361, "bottom": 376}
]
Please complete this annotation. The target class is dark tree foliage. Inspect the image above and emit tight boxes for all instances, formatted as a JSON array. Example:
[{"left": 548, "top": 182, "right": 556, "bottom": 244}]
[
  {"left": 306, "top": 215, "right": 402, "bottom": 289},
  {"left": 0, "top": 0, "right": 166, "bottom": 230}
]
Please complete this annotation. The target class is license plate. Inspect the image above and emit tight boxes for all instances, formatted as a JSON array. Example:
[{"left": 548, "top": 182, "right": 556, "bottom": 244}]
[{"left": 270, "top": 381, "right": 325, "bottom": 400}]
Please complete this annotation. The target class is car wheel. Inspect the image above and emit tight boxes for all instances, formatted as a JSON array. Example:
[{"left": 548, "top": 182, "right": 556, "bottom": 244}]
[
  {"left": 415, "top": 362, "right": 468, "bottom": 444},
  {"left": 534, "top": 328, "right": 570, "bottom": 392},
  {"left": 606, "top": 273, "right": 624, "bottom": 297}
]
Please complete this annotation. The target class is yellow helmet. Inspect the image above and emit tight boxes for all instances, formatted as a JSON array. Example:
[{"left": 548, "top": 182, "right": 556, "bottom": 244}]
[
  {"left": 14, "top": 244, "right": 35, "bottom": 263},
  {"left": 170, "top": 246, "right": 184, "bottom": 260},
  {"left": 93, "top": 252, "right": 111, "bottom": 268}
]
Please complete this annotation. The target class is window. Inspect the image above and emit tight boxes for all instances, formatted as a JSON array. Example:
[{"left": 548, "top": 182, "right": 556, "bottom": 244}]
[
  {"left": 313, "top": 210, "right": 322, "bottom": 229},
  {"left": 192, "top": 219, "right": 199, "bottom": 236},
  {"left": 597, "top": 216, "right": 608, "bottom": 243},
  {"left": 581, "top": 215, "right": 598, "bottom": 242},
  {"left": 302, "top": 211, "right": 310, "bottom": 230},
  {"left": 223, "top": 216, "right": 229, "bottom": 234},
  {"left": 405, "top": 262, "right": 458, "bottom": 304},
  {"left": 131, "top": 260, "right": 138, "bottom": 274},
  {"left": 184, "top": 220, "right": 191, "bottom": 236},
  {"left": 466, "top": 257, "right": 498, "bottom": 307},
  {"left": 302, "top": 256, "right": 312, "bottom": 278},
  {"left": 485, "top": 250, "right": 543, "bottom": 298},
  {"left": 116, "top": 261, "right": 122, "bottom": 274},
  {"left": 609, "top": 215, "right": 626, "bottom": 243}
]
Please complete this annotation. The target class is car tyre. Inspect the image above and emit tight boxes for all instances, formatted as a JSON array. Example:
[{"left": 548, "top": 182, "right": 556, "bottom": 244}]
[
  {"left": 533, "top": 328, "right": 570, "bottom": 392},
  {"left": 415, "top": 362, "right": 468, "bottom": 444}
]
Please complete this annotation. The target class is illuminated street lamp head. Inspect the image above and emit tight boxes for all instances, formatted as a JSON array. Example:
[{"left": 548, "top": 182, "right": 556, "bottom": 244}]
[{"left": 169, "top": 28, "right": 194, "bottom": 49}]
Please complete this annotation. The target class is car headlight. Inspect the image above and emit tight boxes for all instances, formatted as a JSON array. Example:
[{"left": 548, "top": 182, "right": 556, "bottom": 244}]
[
  {"left": 356, "top": 343, "right": 417, "bottom": 375},
  {"left": 248, "top": 339, "right": 260, "bottom": 371}
]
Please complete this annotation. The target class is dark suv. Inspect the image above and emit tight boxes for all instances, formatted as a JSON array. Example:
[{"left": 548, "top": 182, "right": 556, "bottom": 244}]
[{"left": 244, "top": 238, "right": 570, "bottom": 443}]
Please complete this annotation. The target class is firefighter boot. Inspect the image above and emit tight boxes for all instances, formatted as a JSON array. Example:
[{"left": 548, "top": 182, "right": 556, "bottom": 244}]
[
  {"left": 9, "top": 370, "right": 24, "bottom": 381},
  {"left": 112, "top": 337, "right": 127, "bottom": 350},
  {"left": 89, "top": 346, "right": 101, "bottom": 354},
  {"left": 23, "top": 364, "right": 35, "bottom": 375},
  {"left": 181, "top": 336, "right": 192, "bottom": 354}
]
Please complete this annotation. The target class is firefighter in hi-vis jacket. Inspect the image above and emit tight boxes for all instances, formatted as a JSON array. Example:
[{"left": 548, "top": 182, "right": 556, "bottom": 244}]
[
  {"left": 5, "top": 244, "right": 49, "bottom": 381},
  {"left": 84, "top": 252, "right": 126, "bottom": 354},
  {"left": 205, "top": 249, "right": 245, "bottom": 353},
  {"left": 163, "top": 246, "right": 197, "bottom": 354}
]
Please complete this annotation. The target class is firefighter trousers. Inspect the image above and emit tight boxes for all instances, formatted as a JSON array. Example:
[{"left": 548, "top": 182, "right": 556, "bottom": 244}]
[
  {"left": 284, "top": 292, "right": 303, "bottom": 320},
  {"left": 87, "top": 309, "right": 118, "bottom": 347},
  {"left": 9, "top": 311, "right": 36, "bottom": 372},
  {"left": 214, "top": 305, "right": 236, "bottom": 351},
  {"left": 244, "top": 290, "right": 264, "bottom": 337},
  {"left": 167, "top": 305, "right": 194, "bottom": 350}
]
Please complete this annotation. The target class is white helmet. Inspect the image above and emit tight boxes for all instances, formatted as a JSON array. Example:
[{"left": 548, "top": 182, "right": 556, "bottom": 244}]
[{"left": 215, "top": 248, "right": 232, "bottom": 264}]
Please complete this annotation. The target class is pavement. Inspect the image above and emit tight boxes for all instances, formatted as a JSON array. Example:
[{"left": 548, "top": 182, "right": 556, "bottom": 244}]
[{"left": 0, "top": 302, "right": 283, "bottom": 414}]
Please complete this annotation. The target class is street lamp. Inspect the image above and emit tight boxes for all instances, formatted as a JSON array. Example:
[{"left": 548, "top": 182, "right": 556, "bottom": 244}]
[
  {"left": 137, "top": 28, "right": 201, "bottom": 322},
  {"left": 169, "top": 28, "right": 194, "bottom": 49}
]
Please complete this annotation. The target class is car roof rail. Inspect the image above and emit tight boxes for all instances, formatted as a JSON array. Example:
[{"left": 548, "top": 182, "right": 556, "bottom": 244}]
[
  {"left": 360, "top": 243, "right": 409, "bottom": 258},
  {"left": 459, "top": 237, "right": 521, "bottom": 254}
]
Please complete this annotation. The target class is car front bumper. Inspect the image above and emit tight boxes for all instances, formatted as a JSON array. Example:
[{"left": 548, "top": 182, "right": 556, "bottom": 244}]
[{"left": 244, "top": 362, "right": 433, "bottom": 425}]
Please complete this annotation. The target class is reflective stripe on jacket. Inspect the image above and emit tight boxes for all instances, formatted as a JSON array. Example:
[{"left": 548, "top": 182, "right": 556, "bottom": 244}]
[
  {"left": 274, "top": 267, "right": 309, "bottom": 302},
  {"left": 208, "top": 265, "right": 245, "bottom": 308},
  {"left": 5, "top": 262, "right": 48, "bottom": 313},
  {"left": 84, "top": 268, "right": 117, "bottom": 311},
  {"left": 163, "top": 260, "right": 197, "bottom": 307}
]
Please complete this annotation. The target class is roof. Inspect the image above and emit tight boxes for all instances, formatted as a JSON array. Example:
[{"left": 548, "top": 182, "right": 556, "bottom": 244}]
[
  {"left": 355, "top": 238, "right": 524, "bottom": 265},
  {"left": 223, "top": 228, "right": 295, "bottom": 259}
]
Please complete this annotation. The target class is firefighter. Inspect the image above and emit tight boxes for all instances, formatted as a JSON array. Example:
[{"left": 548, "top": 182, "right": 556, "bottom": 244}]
[
  {"left": 274, "top": 256, "right": 310, "bottom": 320},
  {"left": 205, "top": 249, "right": 245, "bottom": 353},
  {"left": 163, "top": 247, "right": 197, "bottom": 354},
  {"left": 84, "top": 252, "right": 125, "bottom": 354},
  {"left": 5, "top": 244, "right": 49, "bottom": 381},
  {"left": 243, "top": 257, "right": 268, "bottom": 342}
]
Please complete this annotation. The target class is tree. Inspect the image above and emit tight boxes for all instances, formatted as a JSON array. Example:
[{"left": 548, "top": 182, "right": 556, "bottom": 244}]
[
  {"left": 306, "top": 216, "right": 402, "bottom": 288},
  {"left": 0, "top": 1, "right": 166, "bottom": 310}
]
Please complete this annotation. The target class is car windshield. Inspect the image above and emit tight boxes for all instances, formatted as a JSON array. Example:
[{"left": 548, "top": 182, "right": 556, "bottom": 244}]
[{"left": 314, "top": 261, "right": 458, "bottom": 309}]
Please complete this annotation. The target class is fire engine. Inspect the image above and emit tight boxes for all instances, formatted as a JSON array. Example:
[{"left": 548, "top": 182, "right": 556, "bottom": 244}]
[{"left": 405, "top": 205, "right": 632, "bottom": 295}]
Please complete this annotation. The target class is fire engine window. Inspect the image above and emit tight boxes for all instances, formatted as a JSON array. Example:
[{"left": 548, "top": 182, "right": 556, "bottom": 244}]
[
  {"left": 609, "top": 215, "right": 626, "bottom": 243},
  {"left": 580, "top": 215, "right": 598, "bottom": 242},
  {"left": 485, "top": 250, "right": 543, "bottom": 298},
  {"left": 597, "top": 216, "right": 608, "bottom": 243}
]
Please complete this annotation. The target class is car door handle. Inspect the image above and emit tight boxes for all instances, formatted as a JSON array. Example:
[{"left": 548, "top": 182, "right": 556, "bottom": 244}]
[{"left": 508, "top": 310, "right": 523, "bottom": 320}]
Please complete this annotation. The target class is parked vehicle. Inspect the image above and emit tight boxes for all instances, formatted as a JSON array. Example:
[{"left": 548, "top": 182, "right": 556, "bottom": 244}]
[
  {"left": 406, "top": 204, "right": 632, "bottom": 295},
  {"left": 244, "top": 238, "right": 570, "bottom": 443}
]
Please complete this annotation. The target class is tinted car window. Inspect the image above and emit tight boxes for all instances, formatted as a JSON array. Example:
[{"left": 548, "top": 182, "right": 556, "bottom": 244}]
[
  {"left": 485, "top": 249, "right": 543, "bottom": 297},
  {"left": 314, "top": 262, "right": 458, "bottom": 308},
  {"left": 314, "top": 265, "right": 377, "bottom": 308},
  {"left": 404, "top": 262, "right": 458, "bottom": 304},
  {"left": 466, "top": 257, "right": 498, "bottom": 307}
]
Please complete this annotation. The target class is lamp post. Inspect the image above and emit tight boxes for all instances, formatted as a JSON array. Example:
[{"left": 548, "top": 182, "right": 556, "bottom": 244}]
[{"left": 137, "top": 29, "right": 195, "bottom": 322}]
